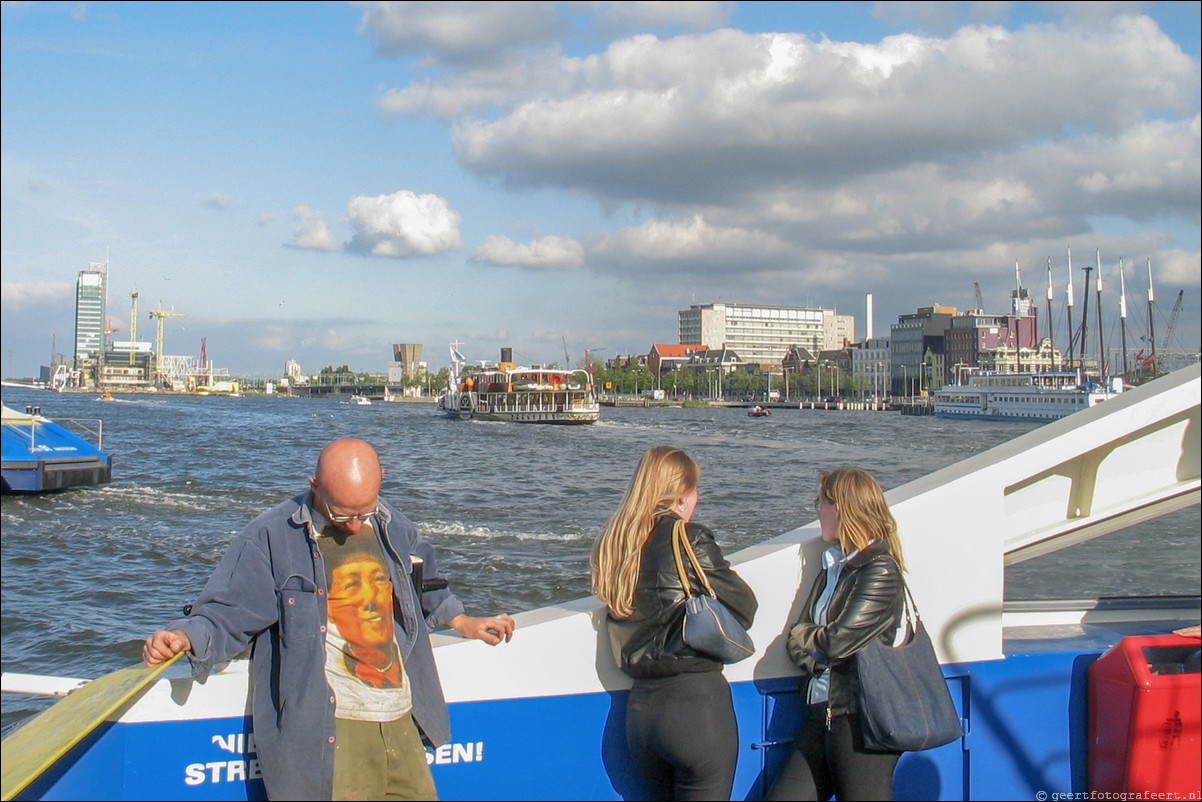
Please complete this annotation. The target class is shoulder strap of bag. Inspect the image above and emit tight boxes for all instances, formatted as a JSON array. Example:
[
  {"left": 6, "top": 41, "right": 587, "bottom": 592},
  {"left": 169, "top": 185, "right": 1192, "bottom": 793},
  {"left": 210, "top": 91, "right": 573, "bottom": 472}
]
[
  {"left": 671, "top": 518, "right": 716, "bottom": 598},
  {"left": 897, "top": 573, "right": 919, "bottom": 635}
]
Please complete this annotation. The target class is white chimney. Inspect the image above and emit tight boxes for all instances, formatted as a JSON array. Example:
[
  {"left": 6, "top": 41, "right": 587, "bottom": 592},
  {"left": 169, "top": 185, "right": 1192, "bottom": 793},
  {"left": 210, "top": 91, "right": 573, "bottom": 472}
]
[{"left": 865, "top": 293, "right": 874, "bottom": 341}]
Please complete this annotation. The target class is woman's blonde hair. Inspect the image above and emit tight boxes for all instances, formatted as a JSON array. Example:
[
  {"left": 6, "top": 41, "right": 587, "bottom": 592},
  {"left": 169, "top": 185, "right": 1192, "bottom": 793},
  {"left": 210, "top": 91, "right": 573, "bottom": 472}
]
[
  {"left": 819, "top": 468, "right": 906, "bottom": 570},
  {"left": 591, "top": 446, "right": 700, "bottom": 618}
]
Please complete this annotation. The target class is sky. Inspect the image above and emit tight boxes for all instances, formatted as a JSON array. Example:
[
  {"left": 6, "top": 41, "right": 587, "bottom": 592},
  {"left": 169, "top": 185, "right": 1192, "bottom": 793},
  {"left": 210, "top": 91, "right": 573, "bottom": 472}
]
[{"left": 2, "top": 1, "right": 1199, "bottom": 379}]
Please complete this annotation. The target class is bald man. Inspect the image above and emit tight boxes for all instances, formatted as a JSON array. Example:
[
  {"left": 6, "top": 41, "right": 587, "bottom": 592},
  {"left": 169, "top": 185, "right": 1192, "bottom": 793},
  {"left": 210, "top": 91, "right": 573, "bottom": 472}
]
[{"left": 144, "top": 438, "right": 515, "bottom": 801}]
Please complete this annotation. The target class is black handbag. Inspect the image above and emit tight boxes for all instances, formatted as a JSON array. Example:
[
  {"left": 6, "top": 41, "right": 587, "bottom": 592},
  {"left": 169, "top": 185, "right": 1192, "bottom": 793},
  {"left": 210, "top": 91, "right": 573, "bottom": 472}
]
[
  {"left": 854, "top": 581, "right": 963, "bottom": 752},
  {"left": 671, "top": 519, "right": 755, "bottom": 664}
]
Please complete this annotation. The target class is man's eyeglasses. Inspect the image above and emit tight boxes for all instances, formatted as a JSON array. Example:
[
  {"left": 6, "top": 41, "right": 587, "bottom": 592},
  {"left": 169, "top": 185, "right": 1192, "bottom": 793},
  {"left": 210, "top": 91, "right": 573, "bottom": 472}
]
[{"left": 325, "top": 505, "right": 380, "bottom": 524}]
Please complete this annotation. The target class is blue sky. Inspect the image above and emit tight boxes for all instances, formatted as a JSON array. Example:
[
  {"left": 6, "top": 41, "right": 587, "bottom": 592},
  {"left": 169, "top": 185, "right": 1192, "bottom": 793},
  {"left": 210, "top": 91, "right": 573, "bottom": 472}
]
[{"left": 3, "top": 1, "right": 1199, "bottom": 378}]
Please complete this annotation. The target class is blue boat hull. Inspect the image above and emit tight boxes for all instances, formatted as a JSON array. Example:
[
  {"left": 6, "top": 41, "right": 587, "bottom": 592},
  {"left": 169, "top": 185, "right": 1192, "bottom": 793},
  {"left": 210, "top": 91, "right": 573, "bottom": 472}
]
[
  {"left": 1, "top": 410, "right": 111, "bottom": 493},
  {"left": 12, "top": 644, "right": 1122, "bottom": 801}
]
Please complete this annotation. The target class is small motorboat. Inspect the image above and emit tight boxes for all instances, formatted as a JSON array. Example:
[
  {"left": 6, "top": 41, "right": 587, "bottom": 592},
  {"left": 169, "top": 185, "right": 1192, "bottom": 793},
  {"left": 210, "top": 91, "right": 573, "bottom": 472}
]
[{"left": 748, "top": 406, "right": 771, "bottom": 417}]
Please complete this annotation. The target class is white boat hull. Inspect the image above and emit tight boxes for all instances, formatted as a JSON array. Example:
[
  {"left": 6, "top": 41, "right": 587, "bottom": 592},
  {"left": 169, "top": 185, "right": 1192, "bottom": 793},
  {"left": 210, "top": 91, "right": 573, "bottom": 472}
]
[{"left": 438, "top": 390, "right": 600, "bottom": 424}]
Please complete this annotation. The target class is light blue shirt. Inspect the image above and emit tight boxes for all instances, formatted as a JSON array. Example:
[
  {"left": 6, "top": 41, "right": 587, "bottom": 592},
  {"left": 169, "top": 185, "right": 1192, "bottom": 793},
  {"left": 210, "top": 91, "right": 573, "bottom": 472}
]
[{"left": 806, "top": 542, "right": 865, "bottom": 705}]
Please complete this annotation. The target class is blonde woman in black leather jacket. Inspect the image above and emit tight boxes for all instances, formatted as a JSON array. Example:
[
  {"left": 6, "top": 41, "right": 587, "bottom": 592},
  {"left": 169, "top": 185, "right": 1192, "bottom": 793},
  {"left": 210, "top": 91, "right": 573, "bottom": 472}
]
[
  {"left": 766, "top": 468, "right": 905, "bottom": 801},
  {"left": 592, "top": 446, "right": 756, "bottom": 801}
]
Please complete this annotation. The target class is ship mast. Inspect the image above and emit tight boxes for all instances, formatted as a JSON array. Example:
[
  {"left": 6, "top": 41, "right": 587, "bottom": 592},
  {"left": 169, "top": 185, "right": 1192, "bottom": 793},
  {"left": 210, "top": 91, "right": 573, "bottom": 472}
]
[
  {"left": 1014, "top": 259, "right": 1023, "bottom": 373},
  {"left": 1146, "top": 259, "right": 1157, "bottom": 377},
  {"left": 1045, "top": 257, "right": 1055, "bottom": 359},
  {"left": 1079, "top": 261, "right": 1092, "bottom": 382},
  {"left": 1118, "top": 258, "right": 1129, "bottom": 381},
  {"left": 1095, "top": 249, "right": 1106, "bottom": 383},
  {"left": 1066, "top": 247, "right": 1076, "bottom": 374}
]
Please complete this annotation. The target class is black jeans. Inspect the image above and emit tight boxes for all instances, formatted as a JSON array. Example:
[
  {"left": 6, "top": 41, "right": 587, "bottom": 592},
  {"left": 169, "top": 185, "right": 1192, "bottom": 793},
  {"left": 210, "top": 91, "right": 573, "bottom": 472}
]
[
  {"left": 626, "top": 670, "right": 738, "bottom": 801},
  {"left": 765, "top": 703, "right": 899, "bottom": 801}
]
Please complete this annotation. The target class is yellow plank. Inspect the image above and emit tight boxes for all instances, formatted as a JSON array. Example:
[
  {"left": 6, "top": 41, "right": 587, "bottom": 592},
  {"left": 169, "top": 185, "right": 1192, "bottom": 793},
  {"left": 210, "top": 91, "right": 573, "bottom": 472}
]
[{"left": 1, "top": 653, "right": 183, "bottom": 801}]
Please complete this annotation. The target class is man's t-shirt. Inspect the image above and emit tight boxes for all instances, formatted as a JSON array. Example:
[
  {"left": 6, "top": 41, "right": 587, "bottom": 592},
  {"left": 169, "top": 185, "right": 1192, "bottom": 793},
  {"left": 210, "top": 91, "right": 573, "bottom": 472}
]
[{"left": 316, "top": 522, "right": 413, "bottom": 722}]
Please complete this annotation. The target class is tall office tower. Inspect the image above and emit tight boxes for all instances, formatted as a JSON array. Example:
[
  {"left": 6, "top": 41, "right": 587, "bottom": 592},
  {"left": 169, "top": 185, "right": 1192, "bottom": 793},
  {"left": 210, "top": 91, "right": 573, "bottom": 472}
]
[
  {"left": 74, "top": 262, "right": 108, "bottom": 366},
  {"left": 392, "top": 343, "right": 424, "bottom": 378}
]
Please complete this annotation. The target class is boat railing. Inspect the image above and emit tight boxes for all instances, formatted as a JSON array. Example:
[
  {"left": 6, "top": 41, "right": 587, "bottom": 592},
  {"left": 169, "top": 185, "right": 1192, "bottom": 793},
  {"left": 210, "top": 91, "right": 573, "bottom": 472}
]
[
  {"left": 3, "top": 409, "right": 105, "bottom": 452},
  {"left": 481, "top": 389, "right": 597, "bottom": 414}
]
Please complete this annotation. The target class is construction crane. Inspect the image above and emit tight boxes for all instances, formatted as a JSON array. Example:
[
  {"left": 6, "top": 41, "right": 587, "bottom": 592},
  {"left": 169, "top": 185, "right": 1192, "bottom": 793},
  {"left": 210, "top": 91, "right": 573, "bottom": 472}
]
[
  {"left": 128, "top": 287, "right": 139, "bottom": 365},
  {"left": 149, "top": 301, "right": 186, "bottom": 382},
  {"left": 1164, "top": 289, "right": 1184, "bottom": 353}
]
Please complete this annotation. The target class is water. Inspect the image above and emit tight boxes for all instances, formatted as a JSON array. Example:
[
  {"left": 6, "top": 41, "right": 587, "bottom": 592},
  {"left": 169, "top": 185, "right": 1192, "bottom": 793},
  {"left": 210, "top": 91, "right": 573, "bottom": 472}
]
[{"left": 2, "top": 387, "right": 1198, "bottom": 732}]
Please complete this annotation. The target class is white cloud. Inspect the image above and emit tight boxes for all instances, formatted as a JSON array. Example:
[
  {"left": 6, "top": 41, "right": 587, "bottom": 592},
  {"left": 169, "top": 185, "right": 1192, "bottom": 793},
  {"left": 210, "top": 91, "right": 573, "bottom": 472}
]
[
  {"left": 586, "top": 215, "right": 791, "bottom": 273},
  {"left": 290, "top": 206, "right": 340, "bottom": 252},
  {"left": 473, "top": 234, "right": 584, "bottom": 269},
  {"left": 202, "top": 192, "right": 234, "bottom": 209},
  {"left": 358, "top": 1, "right": 730, "bottom": 69},
  {"left": 357, "top": 0, "right": 563, "bottom": 66},
  {"left": 448, "top": 19, "right": 1196, "bottom": 209},
  {"left": 0, "top": 281, "right": 72, "bottom": 308},
  {"left": 593, "top": 1, "right": 732, "bottom": 32},
  {"left": 1153, "top": 249, "right": 1202, "bottom": 288},
  {"left": 345, "top": 190, "right": 463, "bottom": 258}
]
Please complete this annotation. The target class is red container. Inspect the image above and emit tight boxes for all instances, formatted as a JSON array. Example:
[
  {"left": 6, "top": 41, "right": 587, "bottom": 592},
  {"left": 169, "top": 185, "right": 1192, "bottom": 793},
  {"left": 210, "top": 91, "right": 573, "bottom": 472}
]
[{"left": 1088, "top": 633, "right": 1201, "bottom": 794}]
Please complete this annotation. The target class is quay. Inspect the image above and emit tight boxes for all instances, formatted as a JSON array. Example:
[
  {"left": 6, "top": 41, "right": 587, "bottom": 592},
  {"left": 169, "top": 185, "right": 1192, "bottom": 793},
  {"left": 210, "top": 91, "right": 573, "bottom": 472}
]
[{"left": 602, "top": 398, "right": 903, "bottom": 411}]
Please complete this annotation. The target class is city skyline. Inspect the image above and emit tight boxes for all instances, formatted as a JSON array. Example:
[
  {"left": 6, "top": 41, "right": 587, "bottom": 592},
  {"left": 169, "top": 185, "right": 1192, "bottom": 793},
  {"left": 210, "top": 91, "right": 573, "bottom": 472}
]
[{"left": 3, "top": 2, "right": 1199, "bottom": 378}]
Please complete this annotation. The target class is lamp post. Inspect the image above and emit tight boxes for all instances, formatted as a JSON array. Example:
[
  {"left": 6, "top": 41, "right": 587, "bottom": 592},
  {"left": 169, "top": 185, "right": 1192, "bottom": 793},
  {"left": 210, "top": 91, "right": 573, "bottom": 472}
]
[{"left": 902, "top": 364, "right": 908, "bottom": 400}]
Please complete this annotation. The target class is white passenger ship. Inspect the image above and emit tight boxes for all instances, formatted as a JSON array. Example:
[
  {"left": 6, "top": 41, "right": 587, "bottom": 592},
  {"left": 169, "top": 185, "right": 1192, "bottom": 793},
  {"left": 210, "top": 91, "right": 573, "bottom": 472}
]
[
  {"left": 932, "top": 370, "right": 1122, "bottom": 422},
  {"left": 437, "top": 346, "right": 600, "bottom": 424}
]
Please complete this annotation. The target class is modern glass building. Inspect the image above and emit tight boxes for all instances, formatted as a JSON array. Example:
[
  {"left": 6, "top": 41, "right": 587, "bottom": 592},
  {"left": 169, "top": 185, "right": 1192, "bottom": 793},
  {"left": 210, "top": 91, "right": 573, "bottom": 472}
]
[{"left": 74, "top": 262, "right": 107, "bottom": 367}]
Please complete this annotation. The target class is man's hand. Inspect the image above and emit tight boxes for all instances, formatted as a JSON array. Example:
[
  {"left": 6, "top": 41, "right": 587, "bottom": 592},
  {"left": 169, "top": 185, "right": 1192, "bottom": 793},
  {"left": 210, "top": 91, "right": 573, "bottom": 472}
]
[
  {"left": 143, "top": 629, "right": 192, "bottom": 667},
  {"left": 448, "top": 613, "right": 516, "bottom": 645}
]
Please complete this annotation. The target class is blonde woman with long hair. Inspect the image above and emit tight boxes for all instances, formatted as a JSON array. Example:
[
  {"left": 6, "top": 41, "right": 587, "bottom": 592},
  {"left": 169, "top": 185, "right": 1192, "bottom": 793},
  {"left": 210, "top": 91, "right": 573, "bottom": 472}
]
[
  {"left": 592, "top": 446, "right": 756, "bottom": 801},
  {"left": 766, "top": 468, "right": 906, "bottom": 801}
]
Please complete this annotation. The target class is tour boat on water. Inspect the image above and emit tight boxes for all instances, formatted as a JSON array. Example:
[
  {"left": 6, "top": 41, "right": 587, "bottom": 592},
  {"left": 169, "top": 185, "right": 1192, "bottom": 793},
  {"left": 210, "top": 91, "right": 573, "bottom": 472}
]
[
  {"left": 437, "top": 346, "right": 600, "bottom": 424},
  {"left": 932, "top": 370, "right": 1122, "bottom": 422}
]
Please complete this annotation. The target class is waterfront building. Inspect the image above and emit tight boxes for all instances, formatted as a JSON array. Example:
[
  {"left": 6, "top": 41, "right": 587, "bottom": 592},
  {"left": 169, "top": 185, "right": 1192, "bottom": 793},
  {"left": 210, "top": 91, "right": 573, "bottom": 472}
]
[
  {"left": 945, "top": 311, "right": 1040, "bottom": 384},
  {"left": 814, "top": 347, "right": 853, "bottom": 396},
  {"left": 648, "top": 344, "right": 707, "bottom": 377},
  {"left": 73, "top": 262, "right": 108, "bottom": 383},
  {"left": 823, "top": 309, "right": 855, "bottom": 351},
  {"left": 390, "top": 343, "right": 426, "bottom": 394},
  {"left": 978, "top": 339, "right": 1065, "bottom": 376},
  {"left": 851, "top": 337, "right": 891, "bottom": 399},
  {"left": 100, "top": 342, "right": 154, "bottom": 388},
  {"left": 678, "top": 303, "right": 849, "bottom": 366},
  {"left": 606, "top": 353, "right": 648, "bottom": 370},
  {"left": 392, "top": 343, "right": 423, "bottom": 378},
  {"left": 683, "top": 347, "right": 745, "bottom": 400},
  {"left": 890, "top": 306, "right": 957, "bottom": 397},
  {"left": 782, "top": 345, "right": 818, "bottom": 398}
]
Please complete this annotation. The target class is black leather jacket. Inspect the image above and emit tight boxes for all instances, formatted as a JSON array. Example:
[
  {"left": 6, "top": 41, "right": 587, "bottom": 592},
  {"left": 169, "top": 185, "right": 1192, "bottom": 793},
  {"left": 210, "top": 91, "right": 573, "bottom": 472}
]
[
  {"left": 608, "top": 514, "right": 757, "bottom": 679},
  {"left": 786, "top": 539, "right": 902, "bottom": 716}
]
